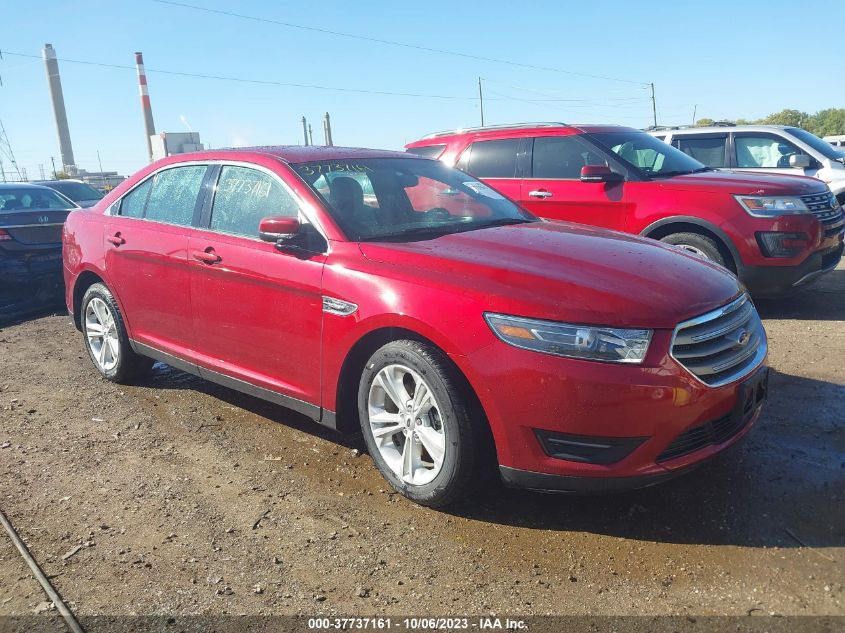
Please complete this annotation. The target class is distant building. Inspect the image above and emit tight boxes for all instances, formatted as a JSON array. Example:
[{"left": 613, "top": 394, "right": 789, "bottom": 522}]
[{"left": 151, "top": 132, "right": 204, "bottom": 161}]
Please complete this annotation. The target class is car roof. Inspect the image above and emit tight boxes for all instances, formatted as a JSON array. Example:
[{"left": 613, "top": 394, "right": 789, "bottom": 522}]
[
  {"left": 35, "top": 179, "right": 88, "bottom": 185},
  {"left": 0, "top": 183, "right": 60, "bottom": 192},
  {"left": 407, "top": 123, "right": 639, "bottom": 146},
  {"left": 170, "top": 145, "right": 417, "bottom": 164},
  {"left": 654, "top": 125, "right": 794, "bottom": 135}
]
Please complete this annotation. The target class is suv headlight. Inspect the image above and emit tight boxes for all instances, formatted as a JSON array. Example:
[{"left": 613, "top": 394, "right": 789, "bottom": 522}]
[
  {"left": 484, "top": 313, "right": 652, "bottom": 364},
  {"left": 734, "top": 195, "right": 809, "bottom": 217}
]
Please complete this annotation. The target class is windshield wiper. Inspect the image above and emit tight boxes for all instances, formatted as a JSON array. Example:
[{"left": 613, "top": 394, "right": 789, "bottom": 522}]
[{"left": 360, "top": 217, "right": 533, "bottom": 242}]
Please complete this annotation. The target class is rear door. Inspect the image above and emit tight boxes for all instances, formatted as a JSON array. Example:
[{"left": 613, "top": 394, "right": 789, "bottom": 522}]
[
  {"left": 188, "top": 163, "right": 326, "bottom": 412},
  {"left": 105, "top": 164, "right": 208, "bottom": 358},
  {"left": 518, "top": 135, "right": 628, "bottom": 230},
  {"left": 454, "top": 138, "right": 524, "bottom": 202},
  {"left": 671, "top": 133, "right": 729, "bottom": 169}
]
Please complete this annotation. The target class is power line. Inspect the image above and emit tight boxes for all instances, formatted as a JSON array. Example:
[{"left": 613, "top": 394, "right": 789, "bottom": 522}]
[
  {"left": 153, "top": 0, "right": 649, "bottom": 86},
  {"left": 0, "top": 50, "right": 478, "bottom": 100}
]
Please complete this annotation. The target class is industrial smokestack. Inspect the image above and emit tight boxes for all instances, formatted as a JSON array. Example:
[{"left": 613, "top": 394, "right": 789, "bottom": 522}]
[
  {"left": 135, "top": 52, "right": 156, "bottom": 162},
  {"left": 42, "top": 44, "right": 75, "bottom": 172},
  {"left": 323, "top": 112, "right": 333, "bottom": 147},
  {"left": 301, "top": 116, "right": 309, "bottom": 146}
]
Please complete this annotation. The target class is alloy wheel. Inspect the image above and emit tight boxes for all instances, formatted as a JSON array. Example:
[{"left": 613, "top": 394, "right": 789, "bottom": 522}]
[
  {"left": 85, "top": 297, "right": 120, "bottom": 372},
  {"left": 367, "top": 364, "right": 446, "bottom": 486}
]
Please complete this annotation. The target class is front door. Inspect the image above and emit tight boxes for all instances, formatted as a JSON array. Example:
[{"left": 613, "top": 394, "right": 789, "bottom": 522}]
[
  {"left": 188, "top": 164, "right": 326, "bottom": 410},
  {"left": 518, "top": 135, "right": 628, "bottom": 230},
  {"left": 104, "top": 164, "right": 208, "bottom": 358},
  {"left": 731, "top": 132, "right": 820, "bottom": 179}
]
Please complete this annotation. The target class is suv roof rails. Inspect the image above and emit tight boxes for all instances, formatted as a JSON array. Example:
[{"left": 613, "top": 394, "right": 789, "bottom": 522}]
[
  {"left": 645, "top": 125, "right": 692, "bottom": 132},
  {"left": 710, "top": 121, "right": 736, "bottom": 127},
  {"left": 421, "top": 122, "right": 568, "bottom": 140}
]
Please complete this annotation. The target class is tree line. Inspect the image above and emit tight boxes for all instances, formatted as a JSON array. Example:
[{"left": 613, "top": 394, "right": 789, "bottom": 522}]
[{"left": 695, "top": 108, "right": 845, "bottom": 136}]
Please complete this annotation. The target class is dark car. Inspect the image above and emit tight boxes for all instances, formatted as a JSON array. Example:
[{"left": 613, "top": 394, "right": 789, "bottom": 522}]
[
  {"left": 1, "top": 183, "right": 78, "bottom": 297},
  {"left": 36, "top": 179, "right": 104, "bottom": 208}
]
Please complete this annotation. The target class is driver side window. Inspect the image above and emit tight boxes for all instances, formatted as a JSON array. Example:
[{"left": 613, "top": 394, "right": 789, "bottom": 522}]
[
  {"left": 210, "top": 166, "right": 299, "bottom": 237},
  {"left": 735, "top": 135, "right": 800, "bottom": 168}
]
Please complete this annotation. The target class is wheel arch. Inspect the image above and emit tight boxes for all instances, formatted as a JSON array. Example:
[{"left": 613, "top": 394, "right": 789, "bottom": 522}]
[
  {"left": 640, "top": 216, "right": 741, "bottom": 274},
  {"left": 332, "top": 326, "right": 491, "bottom": 447},
  {"left": 71, "top": 269, "right": 107, "bottom": 331}
]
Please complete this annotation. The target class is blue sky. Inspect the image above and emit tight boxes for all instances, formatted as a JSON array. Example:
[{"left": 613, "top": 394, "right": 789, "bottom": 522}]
[{"left": 1, "top": 0, "right": 843, "bottom": 179}]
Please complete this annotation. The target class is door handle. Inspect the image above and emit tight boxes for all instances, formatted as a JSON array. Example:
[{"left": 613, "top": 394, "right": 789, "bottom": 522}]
[
  {"left": 528, "top": 190, "right": 553, "bottom": 199},
  {"left": 107, "top": 233, "right": 125, "bottom": 246},
  {"left": 191, "top": 248, "right": 221, "bottom": 264}
]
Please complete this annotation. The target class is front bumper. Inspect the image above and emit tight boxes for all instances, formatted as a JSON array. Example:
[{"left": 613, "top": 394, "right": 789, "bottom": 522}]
[
  {"left": 741, "top": 240, "right": 843, "bottom": 297},
  {"left": 462, "top": 334, "right": 767, "bottom": 489}
]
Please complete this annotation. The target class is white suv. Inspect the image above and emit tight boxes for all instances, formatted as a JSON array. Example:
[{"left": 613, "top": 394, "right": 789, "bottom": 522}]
[{"left": 650, "top": 125, "right": 845, "bottom": 205}]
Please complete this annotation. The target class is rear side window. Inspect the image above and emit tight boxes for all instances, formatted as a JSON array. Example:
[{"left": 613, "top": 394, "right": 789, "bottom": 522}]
[
  {"left": 406, "top": 144, "right": 445, "bottom": 159},
  {"left": 144, "top": 166, "right": 207, "bottom": 226},
  {"left": 675, "top": 136, "right": 727, "bottom": 167},
  {"left": 210, "top": 166, "right": 300, "bottom": 237},
  {"left": 460, "top": 139, "right": 520, "bottom": 178},
  {"left": 531, "top": 136, "right": 608, "bottom": 179}
]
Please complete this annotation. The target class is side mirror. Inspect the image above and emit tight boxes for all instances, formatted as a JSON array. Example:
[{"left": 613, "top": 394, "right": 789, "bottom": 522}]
[
  {"left": 789, "top": 154, "right": 811, "bottom": 169},
  {"left": 580, "top": 165, "right": 623, "bottom": 184},
  {"left": 259, "top": 216, "right": 300, "bottom": 243}
]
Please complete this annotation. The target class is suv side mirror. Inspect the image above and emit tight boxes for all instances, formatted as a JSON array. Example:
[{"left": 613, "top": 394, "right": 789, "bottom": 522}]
[
  {"left": 259, "top": 216, "right": 301, "bottom": 243},
  {"left": 789, "top": 154, "right": 811, "bottom": 169},
  {"left": 580, "top": 165, "right": 623, "bottom": 184}
]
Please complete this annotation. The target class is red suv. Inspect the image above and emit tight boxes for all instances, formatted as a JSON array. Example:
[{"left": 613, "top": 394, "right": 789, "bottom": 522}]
[
  {"left": 63, "top": 147, "right": 768, "bottom": 506},
  {"left": 407, "top": 123, "right": 844, "bottom": 297}
]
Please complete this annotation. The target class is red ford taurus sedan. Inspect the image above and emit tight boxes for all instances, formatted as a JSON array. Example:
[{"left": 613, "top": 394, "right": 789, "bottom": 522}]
[{"left": 63, "top": 146, "right": 768, "bottom": 506}]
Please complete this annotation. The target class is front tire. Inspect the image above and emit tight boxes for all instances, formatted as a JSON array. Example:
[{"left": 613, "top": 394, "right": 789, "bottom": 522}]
[
  {"left": 81, "top": 283, "right": 153, "bottom": 383},
  {"left": 357, "top": 340, "right": 487, "bottom": 507},
  {"left": 660, "top": 232, "right": 727, "bottom": 268}
]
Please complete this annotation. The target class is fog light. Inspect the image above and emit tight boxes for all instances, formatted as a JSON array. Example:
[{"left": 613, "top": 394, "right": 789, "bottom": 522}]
[
  {"left": 756, "top": 231, "right": 807, "bottom": 258},
  {"left": 534, "top": 430, "right": 646, "bottom": 465}
]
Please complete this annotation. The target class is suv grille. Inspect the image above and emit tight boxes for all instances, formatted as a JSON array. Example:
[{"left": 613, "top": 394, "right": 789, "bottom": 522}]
[
  {"left": 801, "top": 191, "right": 844, "bottom": 234},
  {"left": 671, "top": 295, "right": 767, "bottom": 387}
]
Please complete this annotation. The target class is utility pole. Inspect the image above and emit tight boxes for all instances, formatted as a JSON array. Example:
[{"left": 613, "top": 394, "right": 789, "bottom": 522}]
[
  {"left": 308, "top": 124, "right": 313, "bottom": 146},
  {"left": 97, "top": 150, "right": 106, "bottom": 189},
  {"left": 301, "top": 116, "right": 309, "bottom": 146},
  {"left": 478, "top": 77, "right": 485, "bottom": 127},
  {"left": 692, "top": 104, "right": 697, "bottom": 127},
  {"left": 650, "top": 83, "right": 657, "bottom": 128},
  {"left": 50, "top": 156, "right": 57, "bottom": 178},
  {"left": 39, "top": 164, "right": 45, "bottom": 180}
]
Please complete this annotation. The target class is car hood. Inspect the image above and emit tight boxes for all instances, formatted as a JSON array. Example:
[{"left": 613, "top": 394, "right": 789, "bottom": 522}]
[
  {"left": 656, "top": 170, "right": 828, "bottom": 195},
  {"left": 358, "top": 221, "right": 742, "bottom": 329}
]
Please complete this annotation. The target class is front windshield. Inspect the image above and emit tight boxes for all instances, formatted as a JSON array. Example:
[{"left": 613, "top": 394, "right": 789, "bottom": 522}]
[
  {"left": 49, "top": 181, "right": 104, "bottom": 202},
  {"left": 588, "top": 130, "right": 707, "bottom": 177},
  {"left": 293, "top": 158, "right": 535, "bottom": 241},
  {"left": 786, "top": 127, "right": 844, "bottom": 161}
]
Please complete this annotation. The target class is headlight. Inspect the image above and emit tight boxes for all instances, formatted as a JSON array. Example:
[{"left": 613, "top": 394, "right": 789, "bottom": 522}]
[
  {"left": 484, "top": 313, "right": 652, "bottom": 364},
  {"left": 734, "top": 195, "right": 809, "bottom": 217}
]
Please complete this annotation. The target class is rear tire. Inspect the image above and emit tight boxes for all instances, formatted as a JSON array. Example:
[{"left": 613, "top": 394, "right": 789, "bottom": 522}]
[
  {"left": 357, "top": 340, "right": 487, "bottom": 507},
  {"left": 660, "top": 232, "right": 727, "bottom": 268},
  {"left": 81, "top": 283, "right": 153, "bottom": 383}
]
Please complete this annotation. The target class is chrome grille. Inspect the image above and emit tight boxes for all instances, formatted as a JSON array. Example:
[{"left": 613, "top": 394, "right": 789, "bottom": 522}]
[
  {"left": 671, "top": 294, "right": 767, "bottom": 387},
  {"left": 801, "top": 191, "right": 843, "bottom": 226}
]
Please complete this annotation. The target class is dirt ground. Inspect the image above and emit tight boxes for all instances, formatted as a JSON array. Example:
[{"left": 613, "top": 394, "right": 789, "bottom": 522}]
[{"left": 0, "top": 265, "right": 843, "bottom": 621}]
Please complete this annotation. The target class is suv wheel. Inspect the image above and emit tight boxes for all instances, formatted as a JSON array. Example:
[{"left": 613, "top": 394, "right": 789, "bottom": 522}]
[
  {"left": 81, "top": 283, "right": 153, "bottom": 382},
  {"left": 660, "top": 232, "right": 727, "bottom": 268},
  {"left": 358, "top": 340, "right": 486, "bottom": 507}
]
